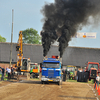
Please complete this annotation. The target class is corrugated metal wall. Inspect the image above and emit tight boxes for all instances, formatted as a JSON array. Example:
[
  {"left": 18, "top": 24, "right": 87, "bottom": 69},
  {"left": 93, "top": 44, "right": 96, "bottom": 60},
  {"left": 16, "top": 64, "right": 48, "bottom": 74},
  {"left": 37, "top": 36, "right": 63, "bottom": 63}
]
[{"left": 0, "top": 42, "right": 100, "bottom": 66}]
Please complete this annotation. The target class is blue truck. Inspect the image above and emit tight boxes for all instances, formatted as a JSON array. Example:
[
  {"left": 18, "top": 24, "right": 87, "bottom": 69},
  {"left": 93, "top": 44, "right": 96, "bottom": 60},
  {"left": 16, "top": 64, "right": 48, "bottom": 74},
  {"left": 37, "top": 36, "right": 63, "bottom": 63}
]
[{"left": 41, "top": 56, "right": 62, "bottom": 85}]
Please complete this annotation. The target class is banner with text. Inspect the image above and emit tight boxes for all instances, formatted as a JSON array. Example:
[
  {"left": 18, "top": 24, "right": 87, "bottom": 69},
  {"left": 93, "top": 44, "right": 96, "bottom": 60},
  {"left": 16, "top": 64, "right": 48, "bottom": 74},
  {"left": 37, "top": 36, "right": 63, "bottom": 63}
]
[{"left": 73, "top": 32, "right": 96, "bottom": 39}]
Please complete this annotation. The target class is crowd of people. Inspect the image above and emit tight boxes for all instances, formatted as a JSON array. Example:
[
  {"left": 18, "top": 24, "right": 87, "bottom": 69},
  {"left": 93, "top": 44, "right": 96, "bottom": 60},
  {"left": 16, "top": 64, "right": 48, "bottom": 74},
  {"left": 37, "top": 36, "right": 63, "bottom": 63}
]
[{"left": 0, "top": 66, "right": 14, "bottom": 81}]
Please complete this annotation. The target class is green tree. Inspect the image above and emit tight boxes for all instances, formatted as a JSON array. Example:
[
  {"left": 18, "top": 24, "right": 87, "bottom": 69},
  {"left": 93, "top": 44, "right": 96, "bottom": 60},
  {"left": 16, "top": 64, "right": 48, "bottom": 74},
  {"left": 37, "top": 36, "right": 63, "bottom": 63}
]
[
  {"left": 22, "top": 28, "right": 41, "bottom": 44},
  {"left": 0, "top": 35, "right": 6, "bottom": 42}
]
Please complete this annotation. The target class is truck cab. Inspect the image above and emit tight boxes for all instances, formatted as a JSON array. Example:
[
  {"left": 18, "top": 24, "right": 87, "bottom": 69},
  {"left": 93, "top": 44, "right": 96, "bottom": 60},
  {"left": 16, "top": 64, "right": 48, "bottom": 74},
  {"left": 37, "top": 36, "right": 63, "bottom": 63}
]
[{"left": 41, "top": 56, "right": 62, "bottom": 85}]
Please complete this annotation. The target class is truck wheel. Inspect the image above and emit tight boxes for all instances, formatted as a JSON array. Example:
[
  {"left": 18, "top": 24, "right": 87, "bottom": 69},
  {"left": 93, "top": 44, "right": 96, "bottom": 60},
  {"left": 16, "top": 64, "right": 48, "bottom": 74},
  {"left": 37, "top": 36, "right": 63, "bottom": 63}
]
[
  {"left": 58, "top": 80, "right": 62, "bottom": 85},
  {"left": 41, "top": 81, "right": 46, "bottom": 84},
  {"left": 89, "top": 78, "right": 91, "bottom": 81},
  {"left": 77, "top": 76, "right": 79, "bottom": 82},
  {"left": 30, "top": 73, "right": 34, "bottom": 78},
  {"left": 84, "top": 72, "right": 88, "bottom": 82},
  {"left": 79, "top": 72, "right": 82, "bottom": 82},
  {"left": 41, "top": 81, "right": 44, "bottom": 84},
  {"left": 81, "top": 72, "right": 84, "bottom": 82},
  {"left": 86, "top": 79, "right": 88, "bottom": 82},
  {"left": 77, "top": 71, "right": 79, "bottom": 82}
]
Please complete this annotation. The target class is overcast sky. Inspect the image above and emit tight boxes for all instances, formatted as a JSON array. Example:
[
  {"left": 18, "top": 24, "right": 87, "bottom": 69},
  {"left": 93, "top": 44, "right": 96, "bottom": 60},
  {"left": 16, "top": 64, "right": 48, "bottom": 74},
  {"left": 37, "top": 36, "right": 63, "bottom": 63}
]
[{"left": 0, "top": 0, "right": 100, "bottom": 48}]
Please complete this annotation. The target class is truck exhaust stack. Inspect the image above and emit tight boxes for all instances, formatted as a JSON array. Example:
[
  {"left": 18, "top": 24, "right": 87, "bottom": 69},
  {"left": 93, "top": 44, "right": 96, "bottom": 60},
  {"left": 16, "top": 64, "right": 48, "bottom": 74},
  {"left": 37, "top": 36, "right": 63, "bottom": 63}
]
[
  {"left": 43, "top": 56, "right": 47, "bottom": 60},
  {"left": 59, "top": 57, "right": 62, "bottom": 64}
]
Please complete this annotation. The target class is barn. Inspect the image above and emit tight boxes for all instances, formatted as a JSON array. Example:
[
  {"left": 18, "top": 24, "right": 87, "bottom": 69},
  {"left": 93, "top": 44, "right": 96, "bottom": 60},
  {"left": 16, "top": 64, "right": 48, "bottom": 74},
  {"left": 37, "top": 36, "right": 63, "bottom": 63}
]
[{"left": 0, "top": 42, "right": 100, "bottom": 67}]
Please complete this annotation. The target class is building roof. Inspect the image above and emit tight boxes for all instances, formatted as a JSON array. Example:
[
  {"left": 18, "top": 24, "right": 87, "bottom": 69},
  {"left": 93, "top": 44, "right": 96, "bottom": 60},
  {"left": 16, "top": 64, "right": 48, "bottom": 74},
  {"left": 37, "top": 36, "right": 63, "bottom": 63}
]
[{"left": 0, "top": 42, "right": 100, "bottom": 67}]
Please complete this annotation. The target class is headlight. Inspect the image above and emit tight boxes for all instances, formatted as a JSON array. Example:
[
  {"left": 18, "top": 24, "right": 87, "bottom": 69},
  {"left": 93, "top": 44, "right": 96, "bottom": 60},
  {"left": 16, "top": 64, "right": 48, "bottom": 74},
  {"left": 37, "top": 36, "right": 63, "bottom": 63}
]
[
  {"left": 42, "top": 76, "right": 45, "bottom": 78},
  {"left": 56, "top": 76, "right": 60, "bottom": 78}
]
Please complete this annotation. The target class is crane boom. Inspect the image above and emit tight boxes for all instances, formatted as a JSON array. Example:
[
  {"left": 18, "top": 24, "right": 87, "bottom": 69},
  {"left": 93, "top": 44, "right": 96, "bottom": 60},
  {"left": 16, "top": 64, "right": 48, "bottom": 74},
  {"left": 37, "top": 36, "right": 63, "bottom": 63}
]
[{"left": 16, "top": 31, "right": 23, "bottom": 70}]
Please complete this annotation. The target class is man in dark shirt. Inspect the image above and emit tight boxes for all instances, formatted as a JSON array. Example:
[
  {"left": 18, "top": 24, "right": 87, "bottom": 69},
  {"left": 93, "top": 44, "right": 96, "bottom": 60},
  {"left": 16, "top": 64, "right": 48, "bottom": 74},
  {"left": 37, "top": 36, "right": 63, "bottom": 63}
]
[
  {"left": 0, "top": 67, "right": 5, "bottom": 81},
  {"left": 11, "top": 67, "right": 14, "bottom": 78}
]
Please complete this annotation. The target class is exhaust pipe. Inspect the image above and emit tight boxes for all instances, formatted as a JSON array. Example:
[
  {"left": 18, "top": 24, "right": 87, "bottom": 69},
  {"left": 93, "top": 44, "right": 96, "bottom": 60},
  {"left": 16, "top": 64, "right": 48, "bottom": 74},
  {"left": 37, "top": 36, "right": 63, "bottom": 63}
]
[
  {"left": 43, "top": 56, "right": 47, "bottom": 60},
  {"left": 59, "top": 57, "right": 62, "bottom": 64}
]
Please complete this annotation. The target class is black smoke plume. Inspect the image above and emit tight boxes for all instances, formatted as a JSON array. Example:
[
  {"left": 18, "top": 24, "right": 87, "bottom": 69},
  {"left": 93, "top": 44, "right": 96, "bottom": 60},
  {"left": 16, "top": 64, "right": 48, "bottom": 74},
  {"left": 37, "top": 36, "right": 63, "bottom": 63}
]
[{"left": 41, "top": 0, "right": 100, "bottom": 57}]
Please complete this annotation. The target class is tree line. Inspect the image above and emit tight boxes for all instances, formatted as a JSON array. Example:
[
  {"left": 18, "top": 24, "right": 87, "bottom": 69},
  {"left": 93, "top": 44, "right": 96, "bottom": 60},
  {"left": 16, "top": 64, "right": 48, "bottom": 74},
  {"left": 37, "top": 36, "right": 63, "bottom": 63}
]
[{"left": 0, "top": 28, "right": 41, "bottom": 44}]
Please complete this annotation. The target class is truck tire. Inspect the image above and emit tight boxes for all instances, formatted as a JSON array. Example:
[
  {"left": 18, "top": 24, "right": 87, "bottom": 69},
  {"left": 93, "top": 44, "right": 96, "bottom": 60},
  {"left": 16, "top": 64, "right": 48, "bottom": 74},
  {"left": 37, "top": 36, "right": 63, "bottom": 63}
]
[
  {"left": 30, "top": 73, "right": 33, "bottom": 78},
  {"left": 81, "top": 72, "right": 84, "bottom": 82},
  {"left": 84, "top": 72, "right": 88, "bottom": 82},
  {"left": 30, "top": 73, "right": 35, "bottom": 78},
  {"left": 77, "top": 71, "right": 79, "bottom": 82},
  {"left": 77, "top": 75, "right": 79, "bottom": 82},
  {"left": 58, "top": 80, "right": 62, "bottom": 85},
  {"left": 83, "top": 72, "right": 85, "bottom": 82},
  {"left": 79, "top": 72, "right": 81, "bottom": 82},
  {"left": 41, "top": 81, "right": 44, "bottom": 84}
]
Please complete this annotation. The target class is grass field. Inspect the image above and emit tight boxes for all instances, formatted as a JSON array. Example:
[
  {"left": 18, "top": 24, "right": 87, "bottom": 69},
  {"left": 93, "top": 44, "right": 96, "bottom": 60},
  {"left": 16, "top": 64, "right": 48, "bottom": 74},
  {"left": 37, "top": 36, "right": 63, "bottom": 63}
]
[
  {"left": 66, "top": 79, "right": 95, "bottom": 84},
  {"left": 0, "top": 74, "right": 8, "bottom": 81}
]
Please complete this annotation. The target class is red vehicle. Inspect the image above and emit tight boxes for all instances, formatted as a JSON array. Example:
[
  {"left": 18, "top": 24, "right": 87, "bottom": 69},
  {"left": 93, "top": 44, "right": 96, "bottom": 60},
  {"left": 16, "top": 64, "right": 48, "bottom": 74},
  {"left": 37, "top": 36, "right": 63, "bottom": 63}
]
[{"left": 77, "top": 62, "right": 100, "bottom": 82}]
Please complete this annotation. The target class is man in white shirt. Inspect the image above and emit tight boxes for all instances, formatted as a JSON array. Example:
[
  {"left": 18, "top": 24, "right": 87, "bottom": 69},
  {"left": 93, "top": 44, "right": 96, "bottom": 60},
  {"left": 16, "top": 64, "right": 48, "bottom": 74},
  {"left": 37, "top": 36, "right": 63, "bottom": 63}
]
[
  {"left": 95, "top": 74, "right": 99, "bottom": 89},
  {"left": 7, "top": 67, "right": 11, "bottom": 80}
]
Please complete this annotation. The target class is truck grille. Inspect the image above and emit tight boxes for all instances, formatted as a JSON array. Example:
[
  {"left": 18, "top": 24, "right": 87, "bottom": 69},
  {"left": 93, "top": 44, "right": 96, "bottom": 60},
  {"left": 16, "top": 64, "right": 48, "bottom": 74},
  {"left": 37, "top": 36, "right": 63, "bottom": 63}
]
[
  {"left": 90, "top": 70, "right": 96, "bottom": 78},
  {"left": 48, "top": 70, "right": 54, "bottom": 78}
]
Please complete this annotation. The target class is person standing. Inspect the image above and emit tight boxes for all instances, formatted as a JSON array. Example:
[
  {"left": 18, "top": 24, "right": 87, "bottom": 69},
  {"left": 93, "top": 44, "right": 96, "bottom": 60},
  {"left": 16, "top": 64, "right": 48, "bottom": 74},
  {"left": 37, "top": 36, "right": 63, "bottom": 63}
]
[
  {"left": 94, "top": 74, "right": 99, "bottom": 89},
  {"left": 11, "top": 67, "right": 14, "bottom": 78},
  {"left": 0, "top": 67, "right": 5, "bottom": 81},
  {"left": 6, "top": 67, "right": 8, "bottom": 75},
  {"left": 62, "top": 69, "right": 66, "bottom": 82},
  {"left": 7, "top": 67, "right": 11, "bottom": 80}
]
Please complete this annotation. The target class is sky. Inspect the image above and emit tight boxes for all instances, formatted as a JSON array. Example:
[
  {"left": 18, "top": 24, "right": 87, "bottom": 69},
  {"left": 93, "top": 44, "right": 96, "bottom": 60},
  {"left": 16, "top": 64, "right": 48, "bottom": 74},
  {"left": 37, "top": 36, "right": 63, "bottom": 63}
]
[{"left": 0, "top": 0, "right": 100, "bottom": 48}]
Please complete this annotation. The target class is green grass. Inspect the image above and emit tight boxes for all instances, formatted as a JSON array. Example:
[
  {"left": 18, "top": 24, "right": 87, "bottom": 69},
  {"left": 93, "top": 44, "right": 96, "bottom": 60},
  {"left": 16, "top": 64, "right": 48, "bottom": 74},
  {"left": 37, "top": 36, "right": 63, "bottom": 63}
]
[
  {"left": 66, "top": 79, "right": 94, "bottom": 84},
  {"left": 67, "top": 79, "right": 77, "bottom": 82},
  {"left": 0, "top": 74, "right": 8, "bottom": 81}
]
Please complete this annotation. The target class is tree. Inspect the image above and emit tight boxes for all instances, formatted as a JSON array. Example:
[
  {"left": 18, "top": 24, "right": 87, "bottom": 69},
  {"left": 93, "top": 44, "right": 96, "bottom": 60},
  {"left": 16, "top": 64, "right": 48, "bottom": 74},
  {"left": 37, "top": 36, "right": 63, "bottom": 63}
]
[
  {"left": 0, "top": 35, "right": 6, "bottom": 42},
  {"left": 22, "top": 28, "right": 41, "bottom": 44}
]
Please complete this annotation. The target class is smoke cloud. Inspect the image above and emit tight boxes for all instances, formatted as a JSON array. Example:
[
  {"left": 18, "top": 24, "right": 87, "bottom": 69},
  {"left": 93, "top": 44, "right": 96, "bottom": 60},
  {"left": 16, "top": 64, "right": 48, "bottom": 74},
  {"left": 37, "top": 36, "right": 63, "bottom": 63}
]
[{"left": 41, "top": 0, "right": 100, "bottom": 57}]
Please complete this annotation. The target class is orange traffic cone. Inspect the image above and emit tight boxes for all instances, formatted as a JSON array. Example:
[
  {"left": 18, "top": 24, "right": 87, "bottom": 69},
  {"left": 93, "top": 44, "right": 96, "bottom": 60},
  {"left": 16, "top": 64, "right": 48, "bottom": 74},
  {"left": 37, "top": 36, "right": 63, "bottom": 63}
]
[
  {"left": 97, "top": 86, "right": 99, "bottom": 92},
  {"left": 98, "top": 87, "right": 100, "bottom": 95},
  {"left": 94, "top": 82, "right": 96, "bottom": 89}
]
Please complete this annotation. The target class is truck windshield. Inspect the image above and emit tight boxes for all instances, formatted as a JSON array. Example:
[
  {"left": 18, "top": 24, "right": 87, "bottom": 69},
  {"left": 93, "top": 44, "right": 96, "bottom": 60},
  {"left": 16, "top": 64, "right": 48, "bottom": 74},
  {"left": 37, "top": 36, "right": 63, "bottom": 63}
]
[
  {"left": 88, "top": 64, "right": 98, "bottom": 70},
  {"left": 43, "top": 62, "right": 59, "bottom": 68},
  {"left": 30, "top": 64, "right": 38, "bottom": 69},
  {"left": 22, "top": 59, "right": 27, "bottom": 70}
]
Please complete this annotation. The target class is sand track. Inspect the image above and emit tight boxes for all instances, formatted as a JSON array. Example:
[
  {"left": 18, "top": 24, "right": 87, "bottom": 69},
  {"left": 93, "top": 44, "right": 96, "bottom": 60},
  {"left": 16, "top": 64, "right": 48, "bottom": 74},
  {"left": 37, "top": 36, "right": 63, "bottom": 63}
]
[{"left": 0, "top": 80, "right": 99, "bottom": 100}]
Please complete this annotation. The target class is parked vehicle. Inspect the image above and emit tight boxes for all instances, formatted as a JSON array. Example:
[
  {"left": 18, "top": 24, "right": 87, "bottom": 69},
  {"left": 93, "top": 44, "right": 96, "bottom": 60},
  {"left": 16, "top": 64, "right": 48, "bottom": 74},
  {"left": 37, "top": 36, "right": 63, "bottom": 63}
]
[
  {"left": 77, "top": 62, "right": 99, "bottom": 82},
  {"left": 67, "top": 65, "right": 77, "bottom": 80},
  {"left": 30, "top": 63, "right": 40, "bottom": 78}
]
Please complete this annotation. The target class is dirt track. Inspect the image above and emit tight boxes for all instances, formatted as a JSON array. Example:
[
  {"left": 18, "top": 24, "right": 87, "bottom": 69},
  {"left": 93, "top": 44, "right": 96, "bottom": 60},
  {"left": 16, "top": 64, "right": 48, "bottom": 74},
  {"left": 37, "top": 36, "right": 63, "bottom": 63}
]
[{"left": 0, "top": 80, "right": 99, "bottom": 100}]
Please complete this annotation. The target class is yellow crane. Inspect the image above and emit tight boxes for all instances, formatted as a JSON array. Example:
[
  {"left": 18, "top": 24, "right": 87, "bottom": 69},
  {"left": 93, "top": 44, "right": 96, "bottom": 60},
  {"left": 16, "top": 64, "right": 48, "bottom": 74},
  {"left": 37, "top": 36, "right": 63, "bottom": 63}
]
[
  {"left": 16, "top": 31, "right": 23, "bottom": 71},
  {"left": 16, "top": 31, "right": 30, "bottom": 72},
  {"left": 15, "top": 31, "right": 31, "bottom": 80}
]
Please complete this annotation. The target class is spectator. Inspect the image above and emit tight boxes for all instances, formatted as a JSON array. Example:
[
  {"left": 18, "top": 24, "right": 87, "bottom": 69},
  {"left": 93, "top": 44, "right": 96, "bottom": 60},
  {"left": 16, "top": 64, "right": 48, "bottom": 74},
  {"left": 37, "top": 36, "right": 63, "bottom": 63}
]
[
  {"left": 11, "top": 67, "right": 14, "bottom": 78},
  {"left": 6, "top": 67, "right": 8, "bottom": 75},
  {"left": 62, "top": 70, "right": 66, "bottom": 82},
  {"left": 0, "top": 67, "right": 5, "bottom": 81},
  {"left": 7, "top": 67, "right": 11, "bottom": 80},
  {"left": 94, "top": 74, "right": 99, "bottom": 89}
]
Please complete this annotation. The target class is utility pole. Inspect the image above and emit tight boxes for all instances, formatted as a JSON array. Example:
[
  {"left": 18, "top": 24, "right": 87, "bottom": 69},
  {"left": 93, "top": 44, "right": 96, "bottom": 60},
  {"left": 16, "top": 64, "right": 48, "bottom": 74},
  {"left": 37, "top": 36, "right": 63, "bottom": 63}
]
[{"left": 9, "top": 9, "right": 14, "bottom": 68}]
